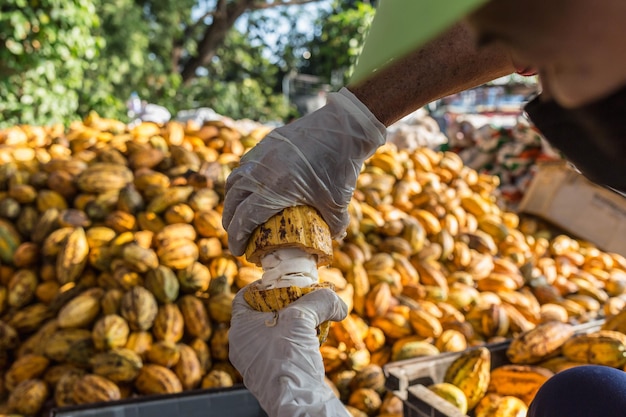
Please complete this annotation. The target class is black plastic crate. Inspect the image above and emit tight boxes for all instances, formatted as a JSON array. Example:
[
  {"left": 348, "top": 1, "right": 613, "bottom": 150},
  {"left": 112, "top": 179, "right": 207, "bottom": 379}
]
[
  {"left": 49, "top": 386, "right": 268, "bottom": 417},
  {"left": 383, "top": 319, "right": 604, "bottom": 417}
]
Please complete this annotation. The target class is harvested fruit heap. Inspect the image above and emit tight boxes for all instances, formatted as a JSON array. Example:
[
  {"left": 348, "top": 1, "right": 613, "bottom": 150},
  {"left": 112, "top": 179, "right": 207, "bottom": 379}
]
[
  {"left": 427, "top": 317, "right": 626, "bottom": 416},
  {"left": 0, "top": 113, "right": 625, "bottom": 417}
]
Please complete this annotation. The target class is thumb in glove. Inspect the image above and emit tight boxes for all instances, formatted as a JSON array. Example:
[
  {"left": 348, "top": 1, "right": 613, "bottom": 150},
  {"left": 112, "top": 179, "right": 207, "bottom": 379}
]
[{"left": 229, "top": 285, "right": 349, "bottom": 417}]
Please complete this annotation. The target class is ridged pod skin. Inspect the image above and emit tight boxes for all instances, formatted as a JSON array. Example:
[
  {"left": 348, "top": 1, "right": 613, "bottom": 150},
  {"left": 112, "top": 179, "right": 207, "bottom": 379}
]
[
  {"left": 91, "top": 348, "right": 143, "bottom": 383},
  {"left": 244, "top": 281, "right": 335, "bottom": 345},
  {"left": 488, "top": 364, "right": 554, "bottom": 406},
  {"left": 178, "top": 295, "right": 213, "bottom": 341},
  {"left": 201, "top": 369, "right": 234, "bottom": 389},
  {"left": 92, "top": 314, "right": 130, "bottom": 351},
  {"left": 72, "top": 374, "right": 121, "bottom": 405},
  {"left": 8, "top": 379, "right": 49, "bottom": 416},
  {"left": 561, "top": 330, "right": 626, "bottom": 368},
  {"left": 4, "top": 354, "right": 50, "bottom": 391},
  {"left": 506, "top": 321, "right": 575, "bottom": 364},
  {"left": 152, "top": 303, "right": 185, "bottom": 343},
  {"left": 474, "top": 394, "right": 528, "bottom": 417},
  {"left": 134, "top": 364, "right": 183, "bottom": 395},
  {"left": 120, "top": 286, "right": 158, "bottom": 331},
  {"left": 427, "top": 382, "right": 469, "bottom": 414},
  {"left": 444, "top": 347, "right": 491, "bottom": 410},
  {"left": 174, "top": 343, "right": 203, "bottom": 390}
]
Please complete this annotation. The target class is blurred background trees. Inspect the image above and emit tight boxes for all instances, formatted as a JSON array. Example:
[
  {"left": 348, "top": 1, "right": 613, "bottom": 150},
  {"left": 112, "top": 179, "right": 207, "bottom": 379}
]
[{"left": 0, "top": 0, "right": 375, "bottom": 127}]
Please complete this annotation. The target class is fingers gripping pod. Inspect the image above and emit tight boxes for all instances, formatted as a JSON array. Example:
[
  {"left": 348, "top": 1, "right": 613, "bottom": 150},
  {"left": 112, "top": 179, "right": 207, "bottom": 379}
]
[{"left": 243, "top": 206, "right": 335, "bottom": 344}]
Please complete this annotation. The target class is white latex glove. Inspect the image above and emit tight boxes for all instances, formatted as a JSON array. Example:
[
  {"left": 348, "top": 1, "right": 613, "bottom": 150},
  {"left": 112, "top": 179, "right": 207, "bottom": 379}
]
[
  {"left": 222, "top": 88, "right": 387, "bottom": 256},
  {"left": 229, "top": 283, "right": 350, "bottom": 417}
]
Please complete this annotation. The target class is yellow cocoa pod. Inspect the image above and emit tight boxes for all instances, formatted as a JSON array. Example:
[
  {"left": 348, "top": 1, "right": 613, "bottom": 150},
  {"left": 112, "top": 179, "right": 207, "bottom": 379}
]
[
  {"left": 320, "top": 346, "right": 347, "bottom": 373},
  {"left": 371, "top": 312, "right": 413, "bottom": 340},
  {"left": 4, "top": 354, "right": 50, "bottom": 391},
  {"left": 146, "top": 186, "right": 195, "bottom": 214},
  {"left": 506, "top": 321, "right": 575, "bottom": 364},
  {"left": 35, "top": 280, "right": 61, "bottom": 304},
  {"left": 92, "top": 314, "right": 130, "bottom": 351},
  {"left": 188, "top": 338, "right": 212, "bottom": 372},
  {"left": 9, "top": 303, "right": 52, "bottom": 334},
  {"left": 125, "top": 331, "right": 153, "bottom": 358},
  {"left": 178, "top": 295, "right": 213, "bottom": 341},
  {"left": 56, "top": 226, "right": 89, "bottom": 284},
  {"left": 427, "top": 382, "right": 469, "bottom": 415},
  {"left": 348, "top": 388, "right": 382, "bottom": 417},
  {"left": 105, "top": 210, "right": 137, "bottom": 234},
  {"left": 145, "top": 265, "right": 180, "bottom": 304},
  {"left": 444, "top": 346, "right": 491, "bottom": 410},
  {"left": 120, "top": 286, "right": 158, "bottom": 331},
  {"left": 391, "top": 338, "right": 440, "bottom": 362},
  {"left": 57, "top": 287, "right": 104, "bottom": 328},
  {"left": 364, "top": 326, "right": 386, "bottom": 353},
  {"left": 474, "top": 394, "right": 528, "bottom": 417},
  {"left": 157, "top": 238, "right": 199, "bottom": 270},
  {"left": 72, "top": 374, "right": 121, "bottom": 405},
  {"left": 121, "top": 243, "right": 159, "bottom": 273},
  {"left": 154, "top": 223, "right": 196, "bottom": 247},
  {"left": 152, "top": 303, "right": 184, "bottom": 343},
  {"left": 76, "top": 163, "right": 133, "bottom": 193},
  {"left": 91, "top": 348, "right": 143, "bottom": 383},
  {"left": 174, "top": 343, "right": 203, "bottom": 390},
  {"left": 350, "top": 364, "right": 386, "bottom": 394},
  {"left": 365, "top": 282, "right": 393, "bottom": 320},
  {"left": 7, "top": 269, "right": 38, "bottom": 309},
  {"left": 42, "top": 328, "right": 92, "bottom": 363},
  {"left": 8, "top": 379, "right": 48, "bottom": 416},
  {"left": 201, "top": 369, "right": 234, "bottom": 389},
  {"left": 488, "top": 364, "right": 554, "bottom": 406},
  {"left": 134, "top": 364, "right": 183, "bottom": 395},
  {"left": 13, "top": 242, "right": 39, "bottom": 268},
  {"left": 602, "top": 307, "right": 626, "bottom": 333},
  {"left": 0, "top": 214, "right": 22, "bottom": 264},
  {"left": 206, "top": 292, "right": 235, "bottom": 324},
  {"left": 435, "top": 329, "right": 468, "bottom": 353},
  {"left": 408, "top": 308, "right": 443, "bottom": 339},
  {"left": 209, "top": 326, "right": 229, "bottom": 361},
  {"left": 0, "top": 321, "right": 19, "bottom": 351},
  {"left": 85, "top": 226, "right": 117, "bottom": 248},
  {"left": 562, "top": 330, "right": 626, "bottom": 368},
  {"left": 177, "top": 262, "right": 211, "bottom": 293},
  {"left": 36, "top": 189, "right": 68, "bottom": 212},
  {"left": 479, "top": 303, "right": 510, "bottom": 339},
  {"left": 331, "top": 314, "right": 367, "bottom": 351},
  {"left": 100, "top": 288, "right": 124, "bottom": 315},
  {"left": 164, "top": 203, "right": 195, "bottom": 224},
  {"left": 147, "top": 341, "right": 180, "bottom": 368},
  {"left": 43, "top": 364, "right": 85, "bottom": 387}
]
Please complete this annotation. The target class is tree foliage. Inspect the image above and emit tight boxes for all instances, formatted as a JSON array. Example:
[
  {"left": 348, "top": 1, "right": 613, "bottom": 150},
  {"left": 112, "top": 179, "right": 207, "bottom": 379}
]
[
  {"left": 0, "top": 0, "right": 101, "bottom": 127},
  {"left": 1, "top": 0, "right": 375, "bottom": 127},
  {"left": 299, "top": 0, "right": 375, "bottom": 87}
]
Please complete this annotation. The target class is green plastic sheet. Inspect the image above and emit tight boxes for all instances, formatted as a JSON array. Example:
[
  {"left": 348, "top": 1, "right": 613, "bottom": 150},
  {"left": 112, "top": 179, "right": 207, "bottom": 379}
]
[{"left": 351, "top": 0, "right": 490, "bottom": 84}]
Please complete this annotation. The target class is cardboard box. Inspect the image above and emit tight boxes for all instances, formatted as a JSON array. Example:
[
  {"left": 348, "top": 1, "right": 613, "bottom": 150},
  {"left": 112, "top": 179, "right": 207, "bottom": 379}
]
[
  {"left": 518, "top": 162, "right": 626, "bottom": 256},
  {"left": 49, "top": 386, "right": 267, "bottom": 417}
]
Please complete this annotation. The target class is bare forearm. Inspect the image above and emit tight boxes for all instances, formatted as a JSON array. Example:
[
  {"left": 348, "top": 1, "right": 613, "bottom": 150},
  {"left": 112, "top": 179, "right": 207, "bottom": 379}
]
[{"left": 348, "top": 22, "right": 516, "bottom": 126}]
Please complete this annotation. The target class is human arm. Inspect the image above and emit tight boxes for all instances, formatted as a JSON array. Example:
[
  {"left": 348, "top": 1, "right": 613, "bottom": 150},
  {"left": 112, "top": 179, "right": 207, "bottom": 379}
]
[
  {"left": 222, "top": 21, "right": 516, "bottom": 256},
  {"left": 349, "top": 21, "right": 516, "bottom": 126},
  {"left": 229, "top": 285, "right": 350, "bottom": 417}
]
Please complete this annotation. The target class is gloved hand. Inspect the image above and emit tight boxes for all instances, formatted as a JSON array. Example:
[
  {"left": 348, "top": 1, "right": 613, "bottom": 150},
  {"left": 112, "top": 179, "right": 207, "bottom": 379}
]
[
  {"left": 222, "top": 87, "right": 387, "bottom": 256},
  {"left": 229, "top": 284, "right": 350, "bottom": 417}
]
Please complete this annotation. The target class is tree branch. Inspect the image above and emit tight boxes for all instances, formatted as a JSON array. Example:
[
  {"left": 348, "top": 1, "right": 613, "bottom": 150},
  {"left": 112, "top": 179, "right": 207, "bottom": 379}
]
[
  {"left": 180, "top": 0, "right": 324, "bottom": 83},
  {"left": 250, "top": 0, "right": 323, "bottom": 10}
]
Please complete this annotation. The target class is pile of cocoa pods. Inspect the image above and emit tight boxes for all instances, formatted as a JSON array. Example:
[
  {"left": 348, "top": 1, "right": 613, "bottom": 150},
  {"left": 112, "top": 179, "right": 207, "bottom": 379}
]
[{"left": 0, "top": 113, "right": 625, "bottom": 417}]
